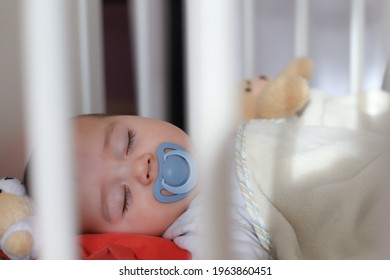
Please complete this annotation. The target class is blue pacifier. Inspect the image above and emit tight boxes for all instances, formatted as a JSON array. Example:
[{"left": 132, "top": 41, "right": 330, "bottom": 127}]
[{"left": 154, "top": 142, "right": 199, "bottom": 203}]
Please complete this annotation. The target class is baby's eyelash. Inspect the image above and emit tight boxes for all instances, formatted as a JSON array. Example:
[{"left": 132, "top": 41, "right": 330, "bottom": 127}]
[
  {"left": 126, "top": 129, "right": 136, "bottom": 155},
  {"left": 122, "top": 185, "right": 131, "bottom": 215}
]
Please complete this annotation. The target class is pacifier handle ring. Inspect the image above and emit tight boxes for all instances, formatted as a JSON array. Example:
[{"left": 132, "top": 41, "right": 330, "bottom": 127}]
[{"left": 162, "top": 150, "right": 198, "bottom": 194}]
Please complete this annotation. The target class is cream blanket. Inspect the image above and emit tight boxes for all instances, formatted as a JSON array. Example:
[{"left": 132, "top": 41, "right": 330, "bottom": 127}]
[{"left": 235, "top": 90, "right": 390, "bottom": 259}]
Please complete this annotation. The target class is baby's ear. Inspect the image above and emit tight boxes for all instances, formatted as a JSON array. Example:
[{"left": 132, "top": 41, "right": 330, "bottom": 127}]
[{"left": 281, "top": 57, "right": 313, "bottom": 80}]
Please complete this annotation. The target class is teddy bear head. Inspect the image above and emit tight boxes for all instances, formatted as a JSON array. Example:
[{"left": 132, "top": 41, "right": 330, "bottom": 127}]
[{"left": 240, "top": 57, "right": 313, "bottom": 120}]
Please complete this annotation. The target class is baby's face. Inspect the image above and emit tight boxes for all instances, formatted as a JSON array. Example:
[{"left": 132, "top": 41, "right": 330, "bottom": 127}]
[{"left": 73, "top": 115, "right": 197, "bottom": 236}]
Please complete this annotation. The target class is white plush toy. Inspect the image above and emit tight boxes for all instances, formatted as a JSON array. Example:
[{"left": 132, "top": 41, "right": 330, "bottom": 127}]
[{"left": 0, "top": 177, "right": 38, "bottom": 260}]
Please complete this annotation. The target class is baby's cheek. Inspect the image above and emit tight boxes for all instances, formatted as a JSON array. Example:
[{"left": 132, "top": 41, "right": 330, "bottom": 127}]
[{"left": 137, "top": 204, "right": 176, "bottom": 235}]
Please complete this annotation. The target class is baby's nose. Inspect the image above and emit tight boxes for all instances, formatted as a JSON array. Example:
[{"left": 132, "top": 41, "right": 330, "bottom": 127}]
[{"left": 133, "top": 153, "right": 154, "bottom": 185}]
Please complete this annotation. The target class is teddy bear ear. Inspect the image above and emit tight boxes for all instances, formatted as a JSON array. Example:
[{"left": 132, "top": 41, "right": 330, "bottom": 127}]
[{"left": 0, "top": 177, "right": 26, "bottom": 196}]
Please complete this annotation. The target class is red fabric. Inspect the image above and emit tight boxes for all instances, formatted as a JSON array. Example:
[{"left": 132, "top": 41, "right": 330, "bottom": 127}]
[
  {"left": 0, "top": 250, "right": 10, "bottom": 260},
  {"left": 79, "top": 233, "right": 191, "bottom": 260},
  {"left": 1, "top": 233, "right": 190, "bottom": 260}
]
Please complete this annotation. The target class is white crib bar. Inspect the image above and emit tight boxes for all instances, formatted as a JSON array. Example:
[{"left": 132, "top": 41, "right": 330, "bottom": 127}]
[
  {"left": 78, "top": 0, "right": 106, "bottom": 114},
  {"left": 185, "top": 0, "right": 242, "bottom": 259},
  {"left": 243, "top": 0, "right": 256, "bottom": 78},
  {"left": 21, "top": 0, "right": 78, "bottom": 259},
  {"left": 295, "top": 0, "right": 309, "bottom": 57},
  {"left": 130, "top": 0, "right": 168, "bottom": 120},
  {"left": 350, "top": 0, "right": 365, "bottom": 95}
]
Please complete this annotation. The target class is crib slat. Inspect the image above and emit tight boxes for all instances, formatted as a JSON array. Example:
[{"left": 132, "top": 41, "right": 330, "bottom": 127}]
[
  {"left": 130, "top": 0, "right": 168, "bottom": 120},
  {"left": 78, "top": 0, "right": 105, "bottom": 114},
  {"left": 295, "top": 0, "right": 309, "bottom": 57},
  {"left": 243, "top": 0, "right": 256, "bottom": 78},
  {"left": 21, "top": 0, "right": 78, "bottom": 259},
  {"left": 350, "top": 0, "right": 366, "bottom": 95},
  {"left": 185, "top": 0, "right": 242, "bottom": 259}
]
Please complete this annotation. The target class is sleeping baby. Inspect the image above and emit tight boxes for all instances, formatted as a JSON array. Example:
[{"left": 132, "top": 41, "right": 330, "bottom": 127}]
[
  {"left": 25, "top": 115, "right": 202, "bottom": 237},
  {"left": 67, "top": 114, "right": 271, "bottom": 259}
]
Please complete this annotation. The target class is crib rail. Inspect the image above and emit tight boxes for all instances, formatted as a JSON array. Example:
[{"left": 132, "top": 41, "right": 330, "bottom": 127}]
[
  {"left": 20, "top": 0, "right": 104, "bottom": 259},
  {"left": 21, "top": 0, "right": 78, "bottom": 259},
  {"left": 185, "top": 0, "right": 242, "bottom": 259},
  {"left": 350, "top": 0, "right": 366, "bottom": 95}
]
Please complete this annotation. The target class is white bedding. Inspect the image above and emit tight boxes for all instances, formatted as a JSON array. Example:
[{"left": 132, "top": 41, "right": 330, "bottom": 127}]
[
  {"left": 300, "top": 89, "right": 390, "bottom": 133},
  {"left": 164, "top": 89, "right": 390, "bottom": 259}
]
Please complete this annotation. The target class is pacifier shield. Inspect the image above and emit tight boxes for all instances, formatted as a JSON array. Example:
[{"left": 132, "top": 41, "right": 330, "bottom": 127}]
[{"left": 154, "top": 142, "right": 198, "bottom": 203}]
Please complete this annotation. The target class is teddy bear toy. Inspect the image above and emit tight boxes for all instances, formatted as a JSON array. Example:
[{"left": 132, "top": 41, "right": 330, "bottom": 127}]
[
  {"left": 240, "top": 57, "right": 313, "bottom": 120},
  {"left": 0, "top": 177, "right": 37, "bottom": 260}
]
